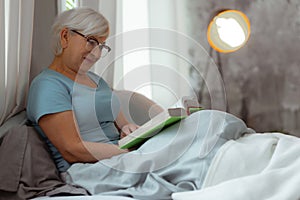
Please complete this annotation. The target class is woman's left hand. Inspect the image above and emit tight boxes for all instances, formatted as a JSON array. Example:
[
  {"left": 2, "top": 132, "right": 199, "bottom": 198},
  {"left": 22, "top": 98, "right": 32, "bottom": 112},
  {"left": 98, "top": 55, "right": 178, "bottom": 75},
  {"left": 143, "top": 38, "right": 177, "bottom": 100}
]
[{"left": 120, "top": 123, "right": 140, "bottom": 138}]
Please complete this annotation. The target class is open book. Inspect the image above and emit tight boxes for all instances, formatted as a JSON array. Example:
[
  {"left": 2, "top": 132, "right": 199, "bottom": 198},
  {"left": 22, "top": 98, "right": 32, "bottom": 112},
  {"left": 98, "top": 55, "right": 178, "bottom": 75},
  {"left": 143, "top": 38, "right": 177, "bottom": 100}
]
[{"left": 118, "top": 96, "right": 203, "bottom": 149}]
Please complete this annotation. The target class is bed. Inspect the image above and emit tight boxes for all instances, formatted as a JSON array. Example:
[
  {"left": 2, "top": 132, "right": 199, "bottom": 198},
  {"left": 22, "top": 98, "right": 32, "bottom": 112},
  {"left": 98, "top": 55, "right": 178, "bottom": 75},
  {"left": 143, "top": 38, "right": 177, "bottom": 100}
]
[{"left": 0, "top": 90, "right": 299, "bottom": 200}]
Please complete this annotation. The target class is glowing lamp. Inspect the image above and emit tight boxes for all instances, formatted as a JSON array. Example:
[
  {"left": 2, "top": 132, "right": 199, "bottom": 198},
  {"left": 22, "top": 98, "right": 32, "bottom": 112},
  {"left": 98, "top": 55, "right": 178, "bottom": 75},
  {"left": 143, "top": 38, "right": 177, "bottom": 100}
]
[{"left": 207, "top": 10, "right": 251, "bottom": 53}]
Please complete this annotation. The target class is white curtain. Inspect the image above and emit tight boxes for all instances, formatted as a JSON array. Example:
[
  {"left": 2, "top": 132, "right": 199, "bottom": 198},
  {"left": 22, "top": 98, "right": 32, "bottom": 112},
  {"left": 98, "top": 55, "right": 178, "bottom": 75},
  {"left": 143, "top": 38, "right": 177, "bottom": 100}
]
[
  {"left": 115, "top": 0, "right": 194, "bottom": 107},
  {"left": 0, "top": 0, "right": 35, "bottom": 126},
  {"left": 76, "top": 0, "right": 194, "bottom": 108},
  {"left": 147, "top": 0, "right": 194, "bottom": 107}
]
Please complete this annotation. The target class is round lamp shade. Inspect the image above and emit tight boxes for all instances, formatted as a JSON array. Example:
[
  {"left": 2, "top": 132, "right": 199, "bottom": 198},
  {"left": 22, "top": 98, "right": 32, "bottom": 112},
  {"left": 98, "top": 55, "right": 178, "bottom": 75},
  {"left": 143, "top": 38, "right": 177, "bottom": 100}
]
[{"left": 207, "top": 10, "right": 251, "bottom": 53}]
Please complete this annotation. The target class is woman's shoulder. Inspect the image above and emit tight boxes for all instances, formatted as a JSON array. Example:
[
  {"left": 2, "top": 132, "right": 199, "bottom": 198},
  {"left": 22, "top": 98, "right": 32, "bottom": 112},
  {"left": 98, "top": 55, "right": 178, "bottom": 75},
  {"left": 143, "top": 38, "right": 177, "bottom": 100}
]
[
  {"left": 31, "top": 68, "right": 72, "bottom": 87},
  {"left": 33, "top": 68, "right": 65, "bottom": 80}
]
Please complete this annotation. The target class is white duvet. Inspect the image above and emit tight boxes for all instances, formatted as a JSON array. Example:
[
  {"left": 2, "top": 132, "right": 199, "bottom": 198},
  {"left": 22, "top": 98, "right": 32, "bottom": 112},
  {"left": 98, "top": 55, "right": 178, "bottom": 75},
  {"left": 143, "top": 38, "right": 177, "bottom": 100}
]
[{"left": 172, "top": 132, "right": 300, "bottom": 200}]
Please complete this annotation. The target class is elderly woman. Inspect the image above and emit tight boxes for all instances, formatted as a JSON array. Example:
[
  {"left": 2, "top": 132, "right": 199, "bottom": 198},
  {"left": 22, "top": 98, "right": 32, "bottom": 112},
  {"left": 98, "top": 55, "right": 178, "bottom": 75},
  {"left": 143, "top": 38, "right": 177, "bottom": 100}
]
[
  {"left": 27, "top": 7, "right": 251, "bottom": 199},
  {"left": 27, "top": 8, "right": 139, "bottom": 173}
]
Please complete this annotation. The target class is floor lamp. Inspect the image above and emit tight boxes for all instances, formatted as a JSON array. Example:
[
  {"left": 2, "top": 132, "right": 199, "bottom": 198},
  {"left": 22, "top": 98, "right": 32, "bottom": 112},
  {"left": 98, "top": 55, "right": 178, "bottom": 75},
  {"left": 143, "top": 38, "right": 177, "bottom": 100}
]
[{"left": 200, "top": 9, "right": 251, "bottom": 111}]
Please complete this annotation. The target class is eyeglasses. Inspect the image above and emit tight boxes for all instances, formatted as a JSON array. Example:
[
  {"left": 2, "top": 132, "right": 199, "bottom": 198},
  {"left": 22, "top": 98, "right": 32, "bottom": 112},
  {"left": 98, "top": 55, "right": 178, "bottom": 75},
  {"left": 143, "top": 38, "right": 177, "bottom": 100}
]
[{"left": 71, "top": 30, "right": 111, "bottom": 57}]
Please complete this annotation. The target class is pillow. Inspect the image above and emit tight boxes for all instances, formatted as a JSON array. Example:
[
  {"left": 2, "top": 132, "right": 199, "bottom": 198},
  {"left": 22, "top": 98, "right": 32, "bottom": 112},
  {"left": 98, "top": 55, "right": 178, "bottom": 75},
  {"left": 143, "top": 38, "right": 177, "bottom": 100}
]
[{"left": 0, "top": 125, "right": 68, "bottom": 199}]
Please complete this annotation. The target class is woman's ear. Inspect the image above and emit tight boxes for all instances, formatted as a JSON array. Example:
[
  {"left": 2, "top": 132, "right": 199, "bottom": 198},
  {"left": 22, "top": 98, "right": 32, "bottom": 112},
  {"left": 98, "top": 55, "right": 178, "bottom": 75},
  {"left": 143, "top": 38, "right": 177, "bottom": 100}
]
[{"left": 60, "top": 28, "right": 69, "bottom": 49}]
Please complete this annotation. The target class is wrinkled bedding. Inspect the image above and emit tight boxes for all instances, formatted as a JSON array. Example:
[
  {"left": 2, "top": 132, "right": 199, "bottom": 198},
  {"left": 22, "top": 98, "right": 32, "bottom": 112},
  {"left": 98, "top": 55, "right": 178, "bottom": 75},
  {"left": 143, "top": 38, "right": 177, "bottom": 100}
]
[
  {"left": 172, "top": 132, "right": 300, "bottom": 200},
  {"left": 66, "top": 110, "right": 253, "bottom": 199}
]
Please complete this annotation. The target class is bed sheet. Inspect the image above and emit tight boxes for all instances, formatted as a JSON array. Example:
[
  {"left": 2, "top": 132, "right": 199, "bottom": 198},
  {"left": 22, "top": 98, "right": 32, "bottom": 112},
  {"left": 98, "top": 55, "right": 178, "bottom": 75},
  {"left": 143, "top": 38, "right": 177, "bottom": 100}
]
[
  {"left": 172, "top": 132, "right": 300, "bottom": 200},
  {"left": 35, "top": 132, "right": 300, "bottom": 200},
  {"left": 34, "top": 132, "right": 300, "bottom": 200}
]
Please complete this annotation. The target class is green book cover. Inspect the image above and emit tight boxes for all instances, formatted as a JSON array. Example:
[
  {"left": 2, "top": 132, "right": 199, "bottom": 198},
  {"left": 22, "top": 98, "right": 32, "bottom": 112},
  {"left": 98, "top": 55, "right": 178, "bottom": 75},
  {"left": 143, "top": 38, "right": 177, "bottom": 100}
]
[
  {"left": 119, "top": 114, "right": 185, "bottom": 149},
  {"left": 118, "top": 96, "right": 204, "bottom": 149}
]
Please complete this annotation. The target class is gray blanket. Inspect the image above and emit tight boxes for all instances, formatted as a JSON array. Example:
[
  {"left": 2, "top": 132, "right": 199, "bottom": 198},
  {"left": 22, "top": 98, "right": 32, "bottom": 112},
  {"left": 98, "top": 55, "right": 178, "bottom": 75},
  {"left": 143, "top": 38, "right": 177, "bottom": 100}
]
[{"left": 66, "top": 110, "right": 253, "bottom": 199}]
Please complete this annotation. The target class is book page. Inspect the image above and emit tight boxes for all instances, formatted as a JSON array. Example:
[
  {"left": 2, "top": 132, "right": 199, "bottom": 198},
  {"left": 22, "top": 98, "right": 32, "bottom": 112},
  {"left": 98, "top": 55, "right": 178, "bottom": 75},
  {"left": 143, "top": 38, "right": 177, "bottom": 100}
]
[{"left": 170, "top": 96, "right": 201, "bottom": 113}]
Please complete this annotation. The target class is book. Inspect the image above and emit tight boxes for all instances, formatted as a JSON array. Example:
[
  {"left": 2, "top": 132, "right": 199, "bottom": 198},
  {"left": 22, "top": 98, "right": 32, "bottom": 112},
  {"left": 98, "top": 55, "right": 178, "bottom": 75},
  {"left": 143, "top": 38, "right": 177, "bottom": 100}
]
[{"left": 118, "top": 96, "right": 203, "bottom": 149}]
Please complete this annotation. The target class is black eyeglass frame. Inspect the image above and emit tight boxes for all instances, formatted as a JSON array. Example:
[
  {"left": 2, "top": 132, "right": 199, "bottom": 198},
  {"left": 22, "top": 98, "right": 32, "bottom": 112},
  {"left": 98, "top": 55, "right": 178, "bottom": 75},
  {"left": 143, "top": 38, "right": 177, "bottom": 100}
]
[{"left": 71, "top": 29, "right": 111, "bottom": 54}]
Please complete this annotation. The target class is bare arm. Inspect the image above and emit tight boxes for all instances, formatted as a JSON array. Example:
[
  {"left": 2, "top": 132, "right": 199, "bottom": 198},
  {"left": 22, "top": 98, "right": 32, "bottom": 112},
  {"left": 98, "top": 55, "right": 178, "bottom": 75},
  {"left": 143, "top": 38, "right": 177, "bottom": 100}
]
[{"left": 38, "top": 110, "right": 128, "bottom": 163}]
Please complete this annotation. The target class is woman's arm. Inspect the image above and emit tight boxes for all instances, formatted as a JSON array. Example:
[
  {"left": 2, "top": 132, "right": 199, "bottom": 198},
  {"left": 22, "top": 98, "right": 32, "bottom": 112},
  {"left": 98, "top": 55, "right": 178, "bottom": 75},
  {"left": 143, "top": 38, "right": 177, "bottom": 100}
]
[
  {"left": 115, "top": 111, "right": 139, "bottom": 138},
  {"left": 39, "top": 110, "right": 128, "bottom": 163}
]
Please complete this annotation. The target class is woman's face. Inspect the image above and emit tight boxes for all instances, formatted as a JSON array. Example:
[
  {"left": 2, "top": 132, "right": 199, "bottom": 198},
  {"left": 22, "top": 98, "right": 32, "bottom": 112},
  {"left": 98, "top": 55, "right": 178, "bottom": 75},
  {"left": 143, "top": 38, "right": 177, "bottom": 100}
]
[{"left": 61, "top": 29, "right": 107, "bottom": 74}]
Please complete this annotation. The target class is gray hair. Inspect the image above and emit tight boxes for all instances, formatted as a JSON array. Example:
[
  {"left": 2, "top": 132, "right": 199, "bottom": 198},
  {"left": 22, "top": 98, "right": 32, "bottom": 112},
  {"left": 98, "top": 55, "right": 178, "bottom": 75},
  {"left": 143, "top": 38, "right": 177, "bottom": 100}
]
[{"left": 51, "top": 7, "right": 109, "bottom": 55}]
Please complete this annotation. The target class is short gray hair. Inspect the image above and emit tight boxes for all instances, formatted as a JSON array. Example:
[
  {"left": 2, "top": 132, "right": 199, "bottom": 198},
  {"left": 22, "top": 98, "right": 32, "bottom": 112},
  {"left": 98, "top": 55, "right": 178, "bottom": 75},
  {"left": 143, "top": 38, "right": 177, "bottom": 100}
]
[{"left": 51, "top": 7, "right": 109, "bottom": 55}]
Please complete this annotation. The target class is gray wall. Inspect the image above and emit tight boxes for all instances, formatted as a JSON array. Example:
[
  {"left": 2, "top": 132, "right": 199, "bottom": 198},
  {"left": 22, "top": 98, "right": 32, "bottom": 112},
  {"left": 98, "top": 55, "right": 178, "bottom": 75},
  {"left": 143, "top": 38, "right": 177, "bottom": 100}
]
[
  {"left": 186, "top": 0, "right": 300, "bottom": 136},
  {"left": 30, "top": 0, "right": 57, "bottom": 83}
]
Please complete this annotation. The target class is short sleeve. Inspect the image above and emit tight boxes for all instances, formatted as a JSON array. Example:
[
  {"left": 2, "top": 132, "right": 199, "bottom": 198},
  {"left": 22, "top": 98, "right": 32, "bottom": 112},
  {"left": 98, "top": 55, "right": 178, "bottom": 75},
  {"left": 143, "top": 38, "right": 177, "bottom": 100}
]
[{"left": 27, "top": 78, "right": 73, "bottom": 123}]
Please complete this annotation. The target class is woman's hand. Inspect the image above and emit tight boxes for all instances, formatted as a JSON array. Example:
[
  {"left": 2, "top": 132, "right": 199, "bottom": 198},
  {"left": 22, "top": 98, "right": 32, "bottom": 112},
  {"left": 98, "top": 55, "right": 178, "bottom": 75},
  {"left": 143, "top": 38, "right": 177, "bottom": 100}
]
[{"left": 120, "top": 123, "right": 140, "bottom": 139}]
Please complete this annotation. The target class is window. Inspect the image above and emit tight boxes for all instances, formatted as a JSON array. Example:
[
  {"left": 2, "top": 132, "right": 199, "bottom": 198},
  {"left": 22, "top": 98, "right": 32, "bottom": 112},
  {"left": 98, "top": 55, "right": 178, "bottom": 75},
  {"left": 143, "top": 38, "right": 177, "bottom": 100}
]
[
  {"left": 120, "top": 0, "right": 152, "bottom": 99},
  {"left": 57, "top": 0, "right": 78, "bottom": 13}
]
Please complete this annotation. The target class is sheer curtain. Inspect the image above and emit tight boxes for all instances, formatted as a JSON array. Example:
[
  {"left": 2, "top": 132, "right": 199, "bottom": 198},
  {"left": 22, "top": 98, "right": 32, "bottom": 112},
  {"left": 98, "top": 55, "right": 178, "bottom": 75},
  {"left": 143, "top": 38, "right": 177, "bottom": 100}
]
[
  {"left": 147, "top": 0, "right": 193, "bottom": 107},
  {"left": 115, "top": 0, "right": 194, "bottom": 108},
  {"left": 77, "top": 0, "right": 194, "bottom": 108},
  {"left": 0, "top": 0, "right": 35, "bottom": 127}
]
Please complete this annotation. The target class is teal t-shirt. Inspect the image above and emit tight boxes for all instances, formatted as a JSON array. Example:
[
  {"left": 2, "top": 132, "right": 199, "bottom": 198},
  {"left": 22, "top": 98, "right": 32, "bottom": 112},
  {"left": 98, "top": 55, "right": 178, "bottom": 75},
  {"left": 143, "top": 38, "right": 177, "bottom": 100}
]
[{"left": 27, "top": 69, "right": 121, "bottom": 172}]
